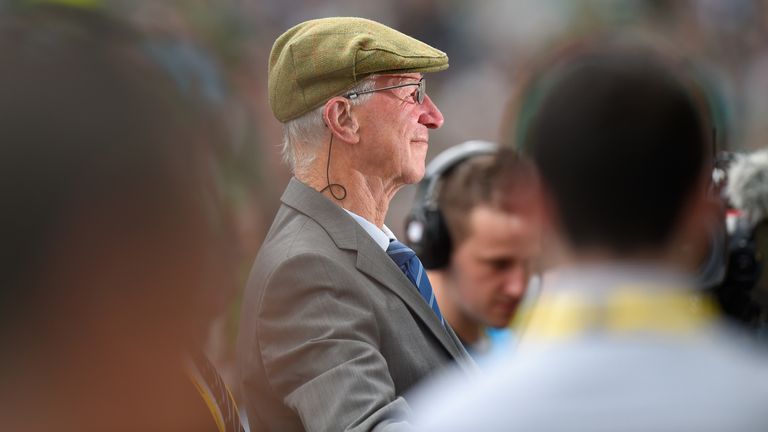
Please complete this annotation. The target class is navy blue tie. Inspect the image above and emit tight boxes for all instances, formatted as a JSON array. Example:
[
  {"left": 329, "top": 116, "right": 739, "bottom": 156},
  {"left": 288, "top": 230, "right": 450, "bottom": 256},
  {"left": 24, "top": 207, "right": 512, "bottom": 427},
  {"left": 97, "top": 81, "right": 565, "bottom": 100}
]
[{"left": 386, "top": 240, "right": 444, "bottom": 325}]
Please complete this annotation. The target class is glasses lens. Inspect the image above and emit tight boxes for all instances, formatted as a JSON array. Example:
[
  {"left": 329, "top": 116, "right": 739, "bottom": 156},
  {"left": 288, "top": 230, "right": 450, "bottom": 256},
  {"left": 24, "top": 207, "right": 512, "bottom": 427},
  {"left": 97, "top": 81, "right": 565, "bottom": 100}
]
[{"left": 416, "top": 79, "right": 425, "bottom": 104}]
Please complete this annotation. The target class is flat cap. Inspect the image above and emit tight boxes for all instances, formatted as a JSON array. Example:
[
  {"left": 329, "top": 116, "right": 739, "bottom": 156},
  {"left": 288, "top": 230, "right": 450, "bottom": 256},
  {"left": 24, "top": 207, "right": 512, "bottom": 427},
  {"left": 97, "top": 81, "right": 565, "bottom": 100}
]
[{"left": 268, "top": 17, "right": 448, "bottom": 122}]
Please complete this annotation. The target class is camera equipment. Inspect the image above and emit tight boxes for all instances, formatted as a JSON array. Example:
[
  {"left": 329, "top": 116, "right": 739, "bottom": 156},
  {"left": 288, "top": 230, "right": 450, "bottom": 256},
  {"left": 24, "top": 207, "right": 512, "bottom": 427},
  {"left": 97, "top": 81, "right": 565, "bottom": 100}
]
[{"left": 707, "top": 150, "right": 768, "bottom": 328}]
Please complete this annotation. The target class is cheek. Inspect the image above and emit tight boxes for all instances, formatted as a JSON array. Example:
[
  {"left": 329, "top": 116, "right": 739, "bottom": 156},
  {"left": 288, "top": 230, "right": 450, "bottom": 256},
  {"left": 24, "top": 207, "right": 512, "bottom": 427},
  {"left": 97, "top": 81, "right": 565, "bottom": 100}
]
[{"left": 455, "top": 265, "right": 493, "bottom": 300}]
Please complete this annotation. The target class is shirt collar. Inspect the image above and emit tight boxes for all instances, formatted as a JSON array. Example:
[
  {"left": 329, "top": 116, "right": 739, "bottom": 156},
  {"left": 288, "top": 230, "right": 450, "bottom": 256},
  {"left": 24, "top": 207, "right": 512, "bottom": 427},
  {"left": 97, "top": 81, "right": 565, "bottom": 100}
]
[{"left": 343, "top": 209, "right": 395, "bottom": 251}]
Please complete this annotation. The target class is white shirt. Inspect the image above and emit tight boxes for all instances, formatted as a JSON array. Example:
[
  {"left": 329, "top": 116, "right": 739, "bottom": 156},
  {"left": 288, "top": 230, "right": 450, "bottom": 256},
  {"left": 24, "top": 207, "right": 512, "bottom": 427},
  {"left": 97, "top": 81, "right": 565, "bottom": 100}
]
[
  {"left": 343, "top": 209, "right": 396, "bottom": 251},
  {"left": 410, "top": 264, "right": 768, "bottom": 432}
]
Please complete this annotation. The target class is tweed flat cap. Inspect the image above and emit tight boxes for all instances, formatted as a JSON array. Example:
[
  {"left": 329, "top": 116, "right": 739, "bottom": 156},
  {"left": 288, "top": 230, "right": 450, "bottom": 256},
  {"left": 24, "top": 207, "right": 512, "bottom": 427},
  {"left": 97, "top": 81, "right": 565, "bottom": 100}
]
[{"left": 268, "top": 17, "right": 448, "bottom": 122}]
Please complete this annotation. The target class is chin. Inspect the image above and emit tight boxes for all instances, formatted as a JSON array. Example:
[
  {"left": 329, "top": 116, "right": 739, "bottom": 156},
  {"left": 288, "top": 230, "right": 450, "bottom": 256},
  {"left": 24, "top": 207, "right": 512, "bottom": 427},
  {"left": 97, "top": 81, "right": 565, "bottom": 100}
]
[
  {"left": 409, "top": 156, "right": 428, "bottom": 183},
  {"left": 489, "top": 319, "right": 512, "bottom": 329},
  {"left": 404, "top": 169, "right": 426, "bottom": 185},
  {"left": 489, "top": 310, "right": 515, "bottom": 327},
  {"left": 401, "top": 161, "right": 426, "bottom": 184}
]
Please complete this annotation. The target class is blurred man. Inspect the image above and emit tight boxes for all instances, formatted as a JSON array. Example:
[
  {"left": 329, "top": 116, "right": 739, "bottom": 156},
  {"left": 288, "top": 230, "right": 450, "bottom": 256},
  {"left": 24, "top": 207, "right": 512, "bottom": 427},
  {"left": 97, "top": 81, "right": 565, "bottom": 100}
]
[
  {"left": 405, "top": 142, "right": 541, "bottom": 358},
  {"left": 0, "top": 5, "right": 243, "bottom": 432},
  {"left": 412, "top": 39, "right": 768, "bottom": 431},
  {"left": 237, "top": 17, "right": 476, "bottom": 432}
]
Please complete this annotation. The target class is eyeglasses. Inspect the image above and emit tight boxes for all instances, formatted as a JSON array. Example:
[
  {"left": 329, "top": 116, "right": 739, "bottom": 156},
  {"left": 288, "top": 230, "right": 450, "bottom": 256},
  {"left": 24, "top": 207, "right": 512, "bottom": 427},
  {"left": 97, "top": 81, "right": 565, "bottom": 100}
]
[{"left": 345, "top": 78, "right": 426, "bottom": 104}]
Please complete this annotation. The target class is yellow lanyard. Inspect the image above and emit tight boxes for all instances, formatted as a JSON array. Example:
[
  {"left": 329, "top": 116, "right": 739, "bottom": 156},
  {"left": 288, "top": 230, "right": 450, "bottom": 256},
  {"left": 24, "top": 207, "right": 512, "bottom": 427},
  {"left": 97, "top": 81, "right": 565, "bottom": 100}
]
[{"left": 517, "top": 286, "right": 719, "bottom": 343}]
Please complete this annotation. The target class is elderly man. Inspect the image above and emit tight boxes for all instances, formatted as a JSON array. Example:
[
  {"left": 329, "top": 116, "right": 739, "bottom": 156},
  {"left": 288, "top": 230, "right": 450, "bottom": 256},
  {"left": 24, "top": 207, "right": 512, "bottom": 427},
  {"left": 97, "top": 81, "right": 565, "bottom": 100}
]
[{"left": 236, "top": 17, "right": 476, "bottom": 432}]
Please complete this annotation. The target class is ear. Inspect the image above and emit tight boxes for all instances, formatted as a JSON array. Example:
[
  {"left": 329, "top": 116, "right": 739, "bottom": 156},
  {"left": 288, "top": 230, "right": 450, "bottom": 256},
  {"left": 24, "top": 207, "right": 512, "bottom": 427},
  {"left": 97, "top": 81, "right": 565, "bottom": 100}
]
[{"left": 323, "top": 97, "right": 359, "bottom": 143}]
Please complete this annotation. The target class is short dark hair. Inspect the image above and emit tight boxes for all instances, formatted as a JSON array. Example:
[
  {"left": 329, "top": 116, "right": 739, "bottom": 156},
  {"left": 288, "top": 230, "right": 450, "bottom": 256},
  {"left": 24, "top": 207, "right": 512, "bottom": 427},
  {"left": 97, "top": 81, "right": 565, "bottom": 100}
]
[
  {"left": 438, "top": 148, "right": 537, "bottom": 245},
  {"left": 520, "top": 42, "right": 711, "bottom": 254}
]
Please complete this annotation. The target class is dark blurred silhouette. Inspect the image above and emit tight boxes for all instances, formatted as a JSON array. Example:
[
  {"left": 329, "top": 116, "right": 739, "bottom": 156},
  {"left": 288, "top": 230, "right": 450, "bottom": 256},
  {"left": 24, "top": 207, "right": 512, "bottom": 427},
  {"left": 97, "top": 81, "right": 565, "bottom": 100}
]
[
  {"left": 412, "top": 37, "right": 768, "bottom": 432},
  {"left": 0, "top": 5, "right": 243, "bottom": 431}
]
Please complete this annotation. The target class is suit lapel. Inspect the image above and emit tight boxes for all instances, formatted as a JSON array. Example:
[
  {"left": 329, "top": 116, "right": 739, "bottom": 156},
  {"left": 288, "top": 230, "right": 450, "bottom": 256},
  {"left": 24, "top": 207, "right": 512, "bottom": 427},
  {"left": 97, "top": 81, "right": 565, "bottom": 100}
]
[
  {"left": 354, "top": 234, "right": 472, "bottom": 363},
  {"left": 281, "top": 178, "right": 472, "bottom": 364}
]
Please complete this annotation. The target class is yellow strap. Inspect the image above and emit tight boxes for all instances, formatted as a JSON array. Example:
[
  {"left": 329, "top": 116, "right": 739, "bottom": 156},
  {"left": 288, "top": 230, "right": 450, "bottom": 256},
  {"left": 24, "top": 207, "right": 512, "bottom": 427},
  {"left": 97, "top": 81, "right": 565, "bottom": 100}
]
[
  {"left": 518, "top": 286, "right": 718, "bottom": 343},
  {"left": 187, "top": 362, "right": 227, "bottom": 432}
]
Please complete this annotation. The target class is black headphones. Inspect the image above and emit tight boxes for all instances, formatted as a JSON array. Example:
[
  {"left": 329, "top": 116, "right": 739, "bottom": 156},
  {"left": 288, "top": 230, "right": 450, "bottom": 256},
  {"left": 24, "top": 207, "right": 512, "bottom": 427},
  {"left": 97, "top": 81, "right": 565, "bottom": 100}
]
[{"left": 404, "top": 140, "right": 497, "bottom": 270}]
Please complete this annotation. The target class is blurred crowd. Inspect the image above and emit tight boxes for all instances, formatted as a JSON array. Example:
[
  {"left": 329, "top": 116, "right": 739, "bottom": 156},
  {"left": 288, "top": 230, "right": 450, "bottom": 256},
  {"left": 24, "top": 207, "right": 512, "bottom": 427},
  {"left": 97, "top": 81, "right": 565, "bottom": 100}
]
[
  {"left": 7, "top": 0, "right": 763, "bottom": 240},
  {"left": 4, "top": 0, "right": 768, "bottom": 430}
]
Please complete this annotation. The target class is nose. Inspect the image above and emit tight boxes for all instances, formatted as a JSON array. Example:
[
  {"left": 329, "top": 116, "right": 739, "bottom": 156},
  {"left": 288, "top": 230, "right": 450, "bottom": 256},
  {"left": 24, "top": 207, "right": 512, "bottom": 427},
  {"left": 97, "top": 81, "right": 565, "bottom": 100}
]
[
  {"left": 502, "top": 268, "right": 528, "bottom": 300},
  {"left": 418, "top": 94, "right": 444, "bottom": 129}
]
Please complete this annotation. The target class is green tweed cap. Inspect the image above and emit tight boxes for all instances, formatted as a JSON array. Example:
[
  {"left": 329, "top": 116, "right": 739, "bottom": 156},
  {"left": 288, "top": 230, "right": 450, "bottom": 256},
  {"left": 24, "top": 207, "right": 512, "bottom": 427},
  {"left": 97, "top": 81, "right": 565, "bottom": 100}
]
[{"left": 268, "top": 17, "right": 449, "bottom": 122}]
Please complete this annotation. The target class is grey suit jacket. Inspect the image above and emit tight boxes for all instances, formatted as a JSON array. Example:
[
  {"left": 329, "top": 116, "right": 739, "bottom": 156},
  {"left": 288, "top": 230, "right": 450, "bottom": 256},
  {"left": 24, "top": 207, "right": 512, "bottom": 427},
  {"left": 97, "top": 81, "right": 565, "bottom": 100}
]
[{"left": 237, "top": 178, "right": 476, "bottom": 432}]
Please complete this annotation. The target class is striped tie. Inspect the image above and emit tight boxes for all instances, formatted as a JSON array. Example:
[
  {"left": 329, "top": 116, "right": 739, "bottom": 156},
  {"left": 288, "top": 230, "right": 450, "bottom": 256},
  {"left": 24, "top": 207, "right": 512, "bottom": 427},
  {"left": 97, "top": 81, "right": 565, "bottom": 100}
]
[{"left": 386, "top": 239, "right": 444, "bottom": 325}]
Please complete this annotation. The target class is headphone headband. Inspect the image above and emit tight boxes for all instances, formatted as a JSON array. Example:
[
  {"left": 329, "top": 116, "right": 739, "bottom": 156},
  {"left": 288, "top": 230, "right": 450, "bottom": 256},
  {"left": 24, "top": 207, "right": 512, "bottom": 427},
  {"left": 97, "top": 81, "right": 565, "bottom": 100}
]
[{"left": 419, "top": 140, "right": 497, "bottom": 209}]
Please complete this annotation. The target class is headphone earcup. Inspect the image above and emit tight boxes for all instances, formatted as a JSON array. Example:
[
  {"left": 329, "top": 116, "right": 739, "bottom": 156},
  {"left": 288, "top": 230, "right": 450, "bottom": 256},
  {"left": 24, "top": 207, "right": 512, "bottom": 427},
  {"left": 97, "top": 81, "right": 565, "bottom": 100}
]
[{"left": 406, "top": 207, "right": 452, "bottom": 270}]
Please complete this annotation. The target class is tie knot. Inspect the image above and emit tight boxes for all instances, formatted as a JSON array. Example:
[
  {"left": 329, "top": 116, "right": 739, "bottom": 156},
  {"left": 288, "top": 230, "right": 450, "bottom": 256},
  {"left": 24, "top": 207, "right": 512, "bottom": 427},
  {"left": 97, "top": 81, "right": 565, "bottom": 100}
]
[
  {"left": 386, "top": 239, "right": 444, "bottom": 325},
  {"left": 386, "top": 239, "right": 416, "bottom": 266}
]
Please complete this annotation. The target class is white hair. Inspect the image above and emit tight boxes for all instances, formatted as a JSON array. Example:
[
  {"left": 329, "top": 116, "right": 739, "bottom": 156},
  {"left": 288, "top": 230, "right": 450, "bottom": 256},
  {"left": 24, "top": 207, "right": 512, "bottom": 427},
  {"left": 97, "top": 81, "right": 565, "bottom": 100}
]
[
  {"left": 281, "top": 76, "right": 378, "bottom": 173},
  {"left": 726, "top": 149, "right": 768, "bottom": 224}
]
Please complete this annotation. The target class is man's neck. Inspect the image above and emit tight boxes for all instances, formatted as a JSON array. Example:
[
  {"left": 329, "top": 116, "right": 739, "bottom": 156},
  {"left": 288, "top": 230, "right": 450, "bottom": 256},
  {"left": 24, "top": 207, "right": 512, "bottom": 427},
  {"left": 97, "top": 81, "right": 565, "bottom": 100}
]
[
  {"left": 298, "top": 169, "right": 400, "bottom": 227},
  {"left": 452, "top": 317, "right": 483, "bottom": 346},
  {"left": 428, "top": 270, "right": 482, "bottom": 345}
]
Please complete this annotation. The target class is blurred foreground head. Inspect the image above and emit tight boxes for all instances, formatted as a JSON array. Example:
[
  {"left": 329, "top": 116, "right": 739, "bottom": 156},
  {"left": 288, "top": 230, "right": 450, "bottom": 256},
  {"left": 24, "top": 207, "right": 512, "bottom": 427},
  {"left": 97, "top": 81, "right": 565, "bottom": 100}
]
[
  {"left": 515, "top": 38, "right": 715, "bottom": 264},
  {"left": 0, "top": 5, "right": 236, "bottom": 431}
]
